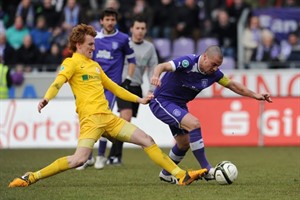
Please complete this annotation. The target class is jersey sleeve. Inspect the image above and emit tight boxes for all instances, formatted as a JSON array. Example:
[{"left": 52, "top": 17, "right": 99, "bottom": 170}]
[
  {"left": 217, "top": 74, "right": 230, "bottom": 87},
  {"left": 170, "top": 54, "right": 194, "bottom": 72},
  {"left": 58, "top": 58, "right": 76, "bottom": 81}
]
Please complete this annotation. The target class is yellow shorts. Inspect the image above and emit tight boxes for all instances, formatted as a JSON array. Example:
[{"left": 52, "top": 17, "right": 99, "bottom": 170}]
[{"left": 77, "top": 113, "right": 137, "bottom": 149}]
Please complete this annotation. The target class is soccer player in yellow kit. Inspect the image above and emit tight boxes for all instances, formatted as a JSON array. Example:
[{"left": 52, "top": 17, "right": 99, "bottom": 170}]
[{"left": 8, "top": 24, "right": 207, "bottom": 187}]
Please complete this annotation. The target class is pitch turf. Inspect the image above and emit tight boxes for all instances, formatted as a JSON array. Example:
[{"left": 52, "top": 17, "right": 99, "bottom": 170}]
[{"left": 1, "top": 147, "right": 299, "bottom": 200}]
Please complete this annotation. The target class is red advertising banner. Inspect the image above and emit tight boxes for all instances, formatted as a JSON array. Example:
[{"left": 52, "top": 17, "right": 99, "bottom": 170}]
[{"left": 188, "top": 97, "right": 300, "bottom": 146}]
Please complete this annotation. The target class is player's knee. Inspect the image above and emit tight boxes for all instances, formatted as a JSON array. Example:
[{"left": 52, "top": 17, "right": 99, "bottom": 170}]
[
  {"left": 188, "top": 119, "right": 201, "bottom": 130},
  {"left": 177, "top": 142, "right": 190, "bottom": 150}
]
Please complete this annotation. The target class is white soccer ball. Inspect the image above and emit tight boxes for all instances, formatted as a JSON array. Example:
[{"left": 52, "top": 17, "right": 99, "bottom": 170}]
[{"left": 214, "top": 161, "right": 238, "bottom": 185}]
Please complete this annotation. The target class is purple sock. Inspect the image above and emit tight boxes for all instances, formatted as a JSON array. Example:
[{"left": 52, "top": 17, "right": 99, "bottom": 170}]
[
  {"left": 189, "top": 128, "right": 212, "bottom": 170},
  {"left": 162, "top": 144, "right": 188, "bottom": 176},
  {"left": 98, "top": 137, "right": 107, "bottom": 156}
]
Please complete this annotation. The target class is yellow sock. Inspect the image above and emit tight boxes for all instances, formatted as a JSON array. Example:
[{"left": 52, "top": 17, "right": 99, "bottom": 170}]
[
  {"left": 31, "top": 157, "right": 70, "bottom": 182},
  {"left": 144, "top": 144, "right": 186, "bottom": 179}
]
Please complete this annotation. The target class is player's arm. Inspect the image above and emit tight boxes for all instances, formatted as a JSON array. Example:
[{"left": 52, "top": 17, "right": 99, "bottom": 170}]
[
  {"left": 151, "top": 62, "right": 173, "bottom": 87},
  {"left": 218, "top": 76, "right": 272, "bottom": 103},
  {"left": 38, "top": 75, "right": 67, "bottom": 113},
  {"left": 102, "top": 68, "right": 153, "bottom": 104}
]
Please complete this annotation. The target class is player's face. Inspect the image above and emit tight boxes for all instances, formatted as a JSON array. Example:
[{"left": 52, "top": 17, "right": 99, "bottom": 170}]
[
  {"left": 100, "top": 15, "right": 117, "bottom": 34},
  {"left": 77, "top": 35, "right": 95, "bottom": 59},
  {"left": 131, "top": 21, "right": 147, "bottom": 42},
  {"left": 200, "top": 53, "right": 222, "bottom": 75}
]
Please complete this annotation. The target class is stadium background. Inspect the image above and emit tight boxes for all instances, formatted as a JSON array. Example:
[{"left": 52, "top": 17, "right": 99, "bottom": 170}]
[{"left": 0, "top": 0, "right": 299, "bottom": 149}]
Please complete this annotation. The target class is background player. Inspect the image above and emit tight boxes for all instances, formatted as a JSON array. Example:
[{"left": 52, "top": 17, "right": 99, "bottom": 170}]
[
  {"left": 149, "top": 45, "right": 272, "bottom": 183},
  {"left": 107, "top": 15, "right": 158, "bottom": 165}
]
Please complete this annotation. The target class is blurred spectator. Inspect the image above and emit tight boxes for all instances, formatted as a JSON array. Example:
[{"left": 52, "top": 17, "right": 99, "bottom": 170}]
[
  {"left": 174, "top": 0, "right": 201, "bottom": 40},
  {"left": 281, "top": 0, "right": 299, "bottom": 7},
  {"left": 251, "top": 29, "right": 281, "bottom": 68},
  {"left": 50, "top": 26, "right": 69, "bottom": 50},
  {"left": 60, "top": 0, "right": 87, "bottom": 33},
  {"left": 15, "top": 34, "right": 41, "bottom": 72},
  {"left": 212, "top": 9, "right": 237, "bottom": 58},
  {"left": 243, "top": 15, "right": 262, "bottom": 67},
  {"left": 53, "top": 0, "right": 66, "bottom": 13},
  {"left": 77, "top": 0, "right": 104, "bottom": 26},
  {"left": 30, "top": 15, "right": 52, "bottom": 55},
  {"left": 2, "top": 0, "right": 21, "bottom": 28},
  {"left": 200, "top": 18, "right": 214, "bottom": 38},
  {"left": 151, "top": 0, "right": 177, "bottom": 39},
  {"left": 280, "top": 32, "right": 300, "bottom": 67},
  {"left": 43, "top": 43, "right": 63, "bottom": 71},
  {"left": 16, "top": 0, "right": 35, "bottom": 29},
  {"left": 0, "top": 3, "right": 9, "bottom": 32},
  {"left": 6, "top": 16, "right": 30, "bottom": 50},
  {"left": 127, "top": 0, "right": 153, "bottom": 34},
  {"left": 0, "top": 56, "right": 13, "bottom": 99},
  {"left": 11, "top": 64, "right": 25, "bottom": 86},
  {"left": 0, "top": 32, "right": 16, "bottom": 65},
  {"left": 35, "top": 0, "right": 61, "bottom": 30},
  {"left": 227, "top": 0, "right": 251, "bottom": 25}
]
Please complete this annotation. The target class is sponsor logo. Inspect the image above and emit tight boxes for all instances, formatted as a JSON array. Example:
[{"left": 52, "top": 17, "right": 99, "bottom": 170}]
[
  {"left": 172, "top": 109, "right": 181, "bottom": 117},
  {"left": 201, "top": 79, "right": 208, "bottom": 88},
  {"left": 82, "top": 74, "right": 88, "bottom": 81},
  {"left": 82, "top": 74, "right": 101, "bottom": 81},
  {"left": 112, "top": 42, "right": 118, "bottom": 50},
  {"left": 96, "top": 50, "right": 111, "bottom": 59},
  {"left": 182, "top": 60, "right": 189, "bottom": 68}
]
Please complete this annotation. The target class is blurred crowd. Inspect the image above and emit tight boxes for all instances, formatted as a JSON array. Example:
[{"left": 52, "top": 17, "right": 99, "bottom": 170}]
[{"left": 0, "top": 0, "right": 300, "bottom": 75}]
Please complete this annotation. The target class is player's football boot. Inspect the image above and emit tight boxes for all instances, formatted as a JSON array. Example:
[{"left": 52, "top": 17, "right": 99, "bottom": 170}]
[
  {"left": 178, "top": 169, "right": 208, "bottom": 186},
  {"left": 75, "top": 157, "right": 95, "bottom": 170},
  {"left": 94, "top": 156, "right": 107, "bottom": 169},
  {"left": 106, "top": 156, "right": 122, "bottom": 166},
  {"left": 159, "top": 171, "right": 178, "bottom": 184},
  {"left": 8, "top": 172, "right": 35, "bottom": 187},
  {"left": 204, "top": 168, "right": 215, "bottom": 181}
]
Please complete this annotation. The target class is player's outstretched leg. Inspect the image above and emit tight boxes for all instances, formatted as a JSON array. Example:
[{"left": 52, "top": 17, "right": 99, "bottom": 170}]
[
  {"left": 8, "top": 172, "right": 36, "bottom": 187},
  {"left": 143, "top": 144, "right": 207, "bottom": 186},
  {"left": 158, "top": 143, "right": 188, "bottom": 184}
]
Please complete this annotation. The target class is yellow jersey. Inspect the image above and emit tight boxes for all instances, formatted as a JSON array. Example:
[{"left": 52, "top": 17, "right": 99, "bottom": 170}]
[{"left": 58, "top": 53, "right": 138, "bottom": 120}]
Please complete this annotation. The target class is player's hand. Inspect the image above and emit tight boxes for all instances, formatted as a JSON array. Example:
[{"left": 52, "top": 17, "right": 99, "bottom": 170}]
[
  {"left": 121, "top": 78, "right": 131, "bottom": 90},
  {"left": 151, "top": 76, "right": 161, "bottom": 87},
  {"left": 38, "top": 98, "right": 49, "bottom": 113},
  {"left": 257, "top": 93, "right": 272, "bottom": 103},
  {"left": 138, "top": 93, "right": 154, "bottom": 105}
]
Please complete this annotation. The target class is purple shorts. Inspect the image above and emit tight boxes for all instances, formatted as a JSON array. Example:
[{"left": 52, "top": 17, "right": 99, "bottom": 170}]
[{"left": 149, "top": 98, "right": 189, "bottom": 136}]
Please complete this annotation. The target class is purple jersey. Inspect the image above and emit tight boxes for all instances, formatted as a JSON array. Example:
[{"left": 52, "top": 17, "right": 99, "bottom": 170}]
[
  {"left": 153, "top": 54, "right": 224, "bottom": 105},
  {"left": 93, "top": 29, "right": 136, "bottom": 84}
]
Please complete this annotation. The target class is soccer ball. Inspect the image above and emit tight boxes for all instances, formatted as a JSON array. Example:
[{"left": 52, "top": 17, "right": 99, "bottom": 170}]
[{"left": 214, "top": 161, "right": 238, "bottom": 185}]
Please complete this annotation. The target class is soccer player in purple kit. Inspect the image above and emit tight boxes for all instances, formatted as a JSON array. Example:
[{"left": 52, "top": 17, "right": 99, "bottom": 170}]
[
  {"left": 76, "top": 8, "right": 136, "bottom": 170},
  {"left": 149, "top": 45, "right": 272, "bottom": 183}
]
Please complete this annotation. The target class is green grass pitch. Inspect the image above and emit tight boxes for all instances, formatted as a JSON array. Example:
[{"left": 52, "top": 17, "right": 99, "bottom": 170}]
[{"left": 1, "top": 147, "right": 299, "bottom": 200}]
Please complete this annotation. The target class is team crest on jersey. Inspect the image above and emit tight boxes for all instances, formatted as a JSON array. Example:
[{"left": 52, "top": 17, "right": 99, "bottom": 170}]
[
  {"left": 112, "top": 42, "right": 118, "bottom": 50},
  {"left": 201, "top": 79, "right": 208, "bottom": 88},
  {"left": 96, "top": 67, "right": 100, "bottom": 74},
  {"left": 60, "top": 66, "right": 65, "bottom": 71},
  {"left": 172, "top": 109, "right": 181, "bottom": 117},
  {"left": 182, "top": 60, "right": 189, "bottom": 68}
]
